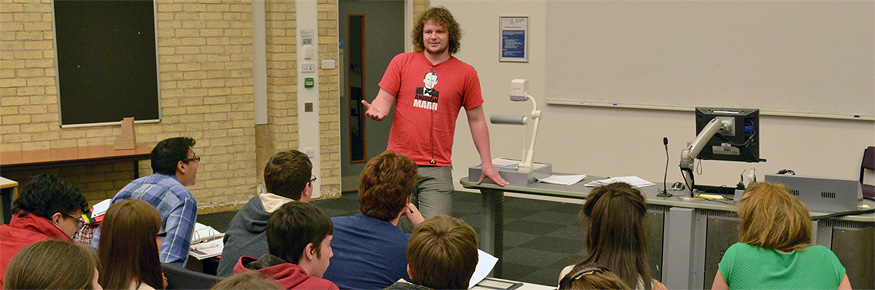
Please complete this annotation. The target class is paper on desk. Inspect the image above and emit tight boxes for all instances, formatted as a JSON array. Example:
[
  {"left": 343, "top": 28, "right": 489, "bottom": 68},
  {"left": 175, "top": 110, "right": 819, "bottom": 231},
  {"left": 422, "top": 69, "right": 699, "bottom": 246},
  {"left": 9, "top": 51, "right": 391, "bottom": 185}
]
[
  {"left": 189, "top": 237, "right": 223, "bottom": 260},
  {"left": 491, "top": 158, "right": 520, "bottom": 168},
  {"left": 537, "top": 174, "right": 586, "bottom": 185},
  {"left": 585, "top": 176, "right": 655, "bottom": 188},
  {"left": 469, "top": 250, "right": 499, "bottom": 289},
  {"left": 91, "top": 199, "right": 112, "bottom": 218}
]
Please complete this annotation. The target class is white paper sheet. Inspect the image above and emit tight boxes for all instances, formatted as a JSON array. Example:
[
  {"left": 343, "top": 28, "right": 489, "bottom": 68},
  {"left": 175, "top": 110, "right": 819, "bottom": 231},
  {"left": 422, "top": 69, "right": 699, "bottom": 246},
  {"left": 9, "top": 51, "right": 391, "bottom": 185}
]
[
  {"left": 537, "top": 174, "right": 586, "bottom": 185},
  {"left": 90, "top": 199, "right": 112, "bottom": 218},
  {"left": 491, "top": 158, "right": 521, "bottom": 168},
  {"left": 584, "top": 176, "right": 655, "bottom": 188},
  {"left": 469, "top": 250, "right": 499, "bottom": 289}
]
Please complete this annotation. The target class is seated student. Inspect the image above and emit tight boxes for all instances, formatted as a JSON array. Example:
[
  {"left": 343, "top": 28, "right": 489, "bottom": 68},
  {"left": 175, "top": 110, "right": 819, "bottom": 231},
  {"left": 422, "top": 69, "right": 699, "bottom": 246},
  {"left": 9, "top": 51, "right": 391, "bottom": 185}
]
[
  {"left": 98, "top": 199, "right": 166, "bottom": 290},
  {"left": 711, "top": 182, "right": 852, "bottom": 290},
  {"left": 558, "top": 182, "right": 667, "bottom": 290},
  {"left": 559, "top": 264, "right": 631, "bottom": 290},
  {"left": 218, "top": 150, "right": 314, "bottom": 276},
  {"left": 322, "top": 150, "right": 425, "bottom": 289},
  {"left": 93, "top": 137, "right": 200, "bottom": 267},
  {"left": 234, "top": 202, "right": 338, "bottom": 290},
  {"left": 0, "top": 174, "right": 89, "bottom": 287},
  {"left": 4, "top": 240, "right": 103, "bottom": 290},
  {"left": 211, "top": 271, "right": 280, "bottom": 290},
  {"left": 384, "top": 215, "right": 478, "bottom": 290}
]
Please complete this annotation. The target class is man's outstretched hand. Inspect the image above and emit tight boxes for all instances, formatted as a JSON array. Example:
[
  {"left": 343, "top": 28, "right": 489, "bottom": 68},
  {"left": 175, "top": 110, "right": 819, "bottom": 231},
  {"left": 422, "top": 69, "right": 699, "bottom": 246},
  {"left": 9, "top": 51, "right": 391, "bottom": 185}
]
[{"left": 361, "top": 100, "right": 387, "bottom": 121}]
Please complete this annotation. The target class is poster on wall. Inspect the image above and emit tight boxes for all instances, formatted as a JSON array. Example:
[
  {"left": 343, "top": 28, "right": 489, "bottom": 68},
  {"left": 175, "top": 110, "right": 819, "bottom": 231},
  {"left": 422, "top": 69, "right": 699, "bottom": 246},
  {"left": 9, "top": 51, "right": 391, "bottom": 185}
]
[{"left": 499, "top": 16, "right": 528, "bottom": 63}]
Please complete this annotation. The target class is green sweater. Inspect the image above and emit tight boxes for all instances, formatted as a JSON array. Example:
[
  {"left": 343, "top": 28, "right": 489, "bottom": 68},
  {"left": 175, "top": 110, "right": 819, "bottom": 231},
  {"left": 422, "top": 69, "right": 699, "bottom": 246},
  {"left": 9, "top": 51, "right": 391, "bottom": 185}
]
[{"left": 718, "top": 242, "right": 845, "bottom": 290}]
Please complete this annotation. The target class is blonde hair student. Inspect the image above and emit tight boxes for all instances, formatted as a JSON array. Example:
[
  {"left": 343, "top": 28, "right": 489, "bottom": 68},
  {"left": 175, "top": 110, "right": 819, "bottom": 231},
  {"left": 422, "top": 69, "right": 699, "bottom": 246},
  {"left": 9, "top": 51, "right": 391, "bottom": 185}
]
[
  {"left": 4, "top": 240, "right": 102, "bottom": 290},
  {"left": 711, "top": 182, "right": 852, "bottom": 290},
  {"left": 211, "top": 271, "right": 280, "bottom": 290}
]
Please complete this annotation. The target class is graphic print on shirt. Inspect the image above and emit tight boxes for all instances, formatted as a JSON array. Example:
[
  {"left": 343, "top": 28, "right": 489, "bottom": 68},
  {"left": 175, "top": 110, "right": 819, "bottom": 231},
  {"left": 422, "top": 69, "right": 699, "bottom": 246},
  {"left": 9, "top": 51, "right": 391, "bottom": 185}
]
[{"left": 413, "top": 71, "right": 439, "bottom": 111}]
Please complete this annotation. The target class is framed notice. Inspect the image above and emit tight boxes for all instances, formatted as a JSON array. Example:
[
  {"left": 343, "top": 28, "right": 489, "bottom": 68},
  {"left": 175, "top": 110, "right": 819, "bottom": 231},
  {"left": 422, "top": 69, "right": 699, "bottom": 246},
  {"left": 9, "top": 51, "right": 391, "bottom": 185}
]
[{"left": 499, "top": 16, "right": 529, "bottom": 62}]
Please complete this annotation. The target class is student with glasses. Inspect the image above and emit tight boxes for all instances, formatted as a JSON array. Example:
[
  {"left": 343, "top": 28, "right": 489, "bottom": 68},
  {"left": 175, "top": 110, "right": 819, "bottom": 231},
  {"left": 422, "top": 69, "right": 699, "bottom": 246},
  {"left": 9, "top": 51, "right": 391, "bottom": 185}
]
[
  {"left": 0, "top": 174, "right": 90, "bottom": 288},
  {"left": 218, "top": 149, "right": 315, "bottom": 276},
  {"left": 92, "top": 137, "right": 200, "bottom": 267}
]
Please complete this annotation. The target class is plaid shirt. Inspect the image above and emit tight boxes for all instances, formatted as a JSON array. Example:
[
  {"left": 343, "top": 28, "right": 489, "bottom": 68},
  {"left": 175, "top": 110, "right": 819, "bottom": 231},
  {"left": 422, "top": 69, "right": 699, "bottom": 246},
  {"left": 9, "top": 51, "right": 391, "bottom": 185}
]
[{"left": 92, "top": 174, "right": 197, "bottom": 267}]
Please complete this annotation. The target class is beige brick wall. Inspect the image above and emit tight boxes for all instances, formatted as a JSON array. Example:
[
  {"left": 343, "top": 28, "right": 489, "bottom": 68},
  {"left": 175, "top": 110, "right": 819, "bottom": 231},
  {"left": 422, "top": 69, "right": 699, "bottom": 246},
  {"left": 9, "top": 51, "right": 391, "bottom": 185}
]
[
  {"left": 0, "top": 0, "right": 343, "bottom": 213},
  {"left": 317, "top": 0, "right": 340, "bottom": 199}
]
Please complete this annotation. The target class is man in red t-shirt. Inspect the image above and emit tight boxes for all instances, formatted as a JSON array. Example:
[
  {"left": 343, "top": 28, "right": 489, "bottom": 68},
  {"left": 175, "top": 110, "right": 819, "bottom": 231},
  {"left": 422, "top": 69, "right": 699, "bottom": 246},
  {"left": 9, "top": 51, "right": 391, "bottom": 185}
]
[{"left": 361, "top": 6, "right": 509, "bottom": 219}]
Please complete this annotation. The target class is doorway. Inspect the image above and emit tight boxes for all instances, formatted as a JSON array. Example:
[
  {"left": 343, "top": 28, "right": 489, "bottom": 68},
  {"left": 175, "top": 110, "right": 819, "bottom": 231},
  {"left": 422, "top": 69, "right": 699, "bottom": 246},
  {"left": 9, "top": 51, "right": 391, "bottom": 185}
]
[{"left": 339, "top": 0, "right": 404, "bottom": 192}]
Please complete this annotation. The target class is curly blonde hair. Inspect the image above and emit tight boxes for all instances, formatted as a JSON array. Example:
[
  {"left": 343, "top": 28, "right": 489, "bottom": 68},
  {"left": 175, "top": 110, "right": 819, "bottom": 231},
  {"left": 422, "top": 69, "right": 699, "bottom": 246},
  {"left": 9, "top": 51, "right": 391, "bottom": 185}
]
[{"left": 411, "top": 6, "right": 461, "bottom": 55}]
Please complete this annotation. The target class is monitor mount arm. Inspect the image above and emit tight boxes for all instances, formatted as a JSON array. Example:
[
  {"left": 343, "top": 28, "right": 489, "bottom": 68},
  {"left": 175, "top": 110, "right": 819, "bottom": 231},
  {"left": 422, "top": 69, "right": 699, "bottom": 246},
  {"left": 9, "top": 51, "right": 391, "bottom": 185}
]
[{"left": 679, "top": 117, "right": 732, "bottom": 196}]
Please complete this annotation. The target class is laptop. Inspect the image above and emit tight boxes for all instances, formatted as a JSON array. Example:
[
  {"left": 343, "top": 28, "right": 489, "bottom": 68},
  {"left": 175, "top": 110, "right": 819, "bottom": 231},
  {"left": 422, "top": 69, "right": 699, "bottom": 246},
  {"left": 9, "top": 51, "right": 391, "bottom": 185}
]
[{"left": 763, "top": 174, "right": 862, "bottom": 213}]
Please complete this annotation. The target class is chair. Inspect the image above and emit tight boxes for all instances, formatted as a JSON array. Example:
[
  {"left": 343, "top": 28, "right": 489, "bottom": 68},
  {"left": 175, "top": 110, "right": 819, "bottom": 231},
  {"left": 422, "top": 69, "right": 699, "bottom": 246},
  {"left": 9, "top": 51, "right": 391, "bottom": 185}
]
[
  {"left": 162, "top": 263, "right": 223, "bottom": 290},
  {"left": 861, "top": 146, "right": 875, "bottom": 198}
]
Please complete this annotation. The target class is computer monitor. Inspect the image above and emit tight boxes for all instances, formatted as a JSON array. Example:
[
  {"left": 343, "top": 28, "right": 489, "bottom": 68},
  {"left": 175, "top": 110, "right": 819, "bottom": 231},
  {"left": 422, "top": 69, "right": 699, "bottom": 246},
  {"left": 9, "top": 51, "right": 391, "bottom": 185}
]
[{"left": 695, "top": 107, "right": 760, "bottom": 163}]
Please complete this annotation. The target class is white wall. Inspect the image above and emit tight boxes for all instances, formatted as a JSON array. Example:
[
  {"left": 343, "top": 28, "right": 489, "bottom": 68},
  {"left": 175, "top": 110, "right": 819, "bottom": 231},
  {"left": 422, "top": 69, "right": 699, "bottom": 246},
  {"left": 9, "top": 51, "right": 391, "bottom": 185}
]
[{"left": 438, "top": 0, "right": 875, "bottom": 191}]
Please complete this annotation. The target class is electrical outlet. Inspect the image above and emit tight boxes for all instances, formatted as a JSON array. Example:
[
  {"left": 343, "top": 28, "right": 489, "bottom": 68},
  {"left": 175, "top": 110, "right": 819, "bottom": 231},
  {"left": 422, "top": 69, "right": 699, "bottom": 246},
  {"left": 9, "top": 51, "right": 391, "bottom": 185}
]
[{"left": 301, "top": 62, "right": 315, "bottom": 73}]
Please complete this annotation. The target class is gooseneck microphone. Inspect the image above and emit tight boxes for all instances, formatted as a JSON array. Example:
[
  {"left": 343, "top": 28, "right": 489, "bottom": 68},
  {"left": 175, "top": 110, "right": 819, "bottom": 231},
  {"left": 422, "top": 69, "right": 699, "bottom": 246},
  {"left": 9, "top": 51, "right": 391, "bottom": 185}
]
[{"left": 657, "top": 137, "right": 673, "bottom": 197}]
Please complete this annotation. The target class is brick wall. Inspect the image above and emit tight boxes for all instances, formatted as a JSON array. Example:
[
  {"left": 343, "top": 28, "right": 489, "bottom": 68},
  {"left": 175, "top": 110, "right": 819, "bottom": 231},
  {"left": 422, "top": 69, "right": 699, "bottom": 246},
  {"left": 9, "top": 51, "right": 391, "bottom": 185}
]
[
  {"left": 1, "top": 0, "right": 344, "bottom": 213},
  {"left": 317, "top": 0, "right": 340, "bottom": 199}
]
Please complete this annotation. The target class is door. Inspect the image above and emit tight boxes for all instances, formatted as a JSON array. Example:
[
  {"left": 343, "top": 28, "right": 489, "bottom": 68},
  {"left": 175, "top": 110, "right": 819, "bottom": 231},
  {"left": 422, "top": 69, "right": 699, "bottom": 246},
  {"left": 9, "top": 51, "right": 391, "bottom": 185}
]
[{"left": 339, "top": 0, "right": 404, "bottom": 192}]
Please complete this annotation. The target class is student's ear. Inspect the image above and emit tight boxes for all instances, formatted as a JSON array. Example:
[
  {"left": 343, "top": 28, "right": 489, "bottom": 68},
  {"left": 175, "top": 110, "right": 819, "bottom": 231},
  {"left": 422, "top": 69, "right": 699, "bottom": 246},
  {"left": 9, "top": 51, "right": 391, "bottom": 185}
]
[
  {"left": 300, "top": 183, "right": 313, "bottom": 202},
  {"left": 302, "top": 242, "right": 316, "bottom": 261},
  {"left": 177, "top": 160, "right": 187, "bottom": 173},
  {"left": 51, "top": 212, "right": 64, "bottom": 225},
  {"left": 406, "top": 264, "right": 414, "bottom": 280}
]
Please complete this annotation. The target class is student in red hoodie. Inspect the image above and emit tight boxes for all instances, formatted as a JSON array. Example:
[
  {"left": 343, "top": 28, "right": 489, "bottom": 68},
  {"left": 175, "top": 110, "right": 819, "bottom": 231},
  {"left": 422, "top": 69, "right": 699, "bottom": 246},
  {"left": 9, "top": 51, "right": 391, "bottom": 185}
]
[
  {"left": 234, "top": 202, "right": 338, "bottom": 290},
  {"left": 0, "top": 174, "right": 89, "bottom": 288}
]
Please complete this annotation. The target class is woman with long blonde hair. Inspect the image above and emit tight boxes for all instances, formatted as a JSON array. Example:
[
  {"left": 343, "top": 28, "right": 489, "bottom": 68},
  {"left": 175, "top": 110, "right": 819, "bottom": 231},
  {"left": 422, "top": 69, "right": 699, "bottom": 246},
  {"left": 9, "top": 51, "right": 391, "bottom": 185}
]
[{"left": 712, "top": 182, "right": 851, "bottom": 289}]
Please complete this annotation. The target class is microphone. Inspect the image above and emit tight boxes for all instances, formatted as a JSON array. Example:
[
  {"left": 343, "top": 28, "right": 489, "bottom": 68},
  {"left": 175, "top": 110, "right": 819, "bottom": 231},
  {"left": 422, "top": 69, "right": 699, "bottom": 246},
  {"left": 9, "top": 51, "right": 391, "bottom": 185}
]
[{"left": 657, "top": 137, "right": 673, "bottom": 197}]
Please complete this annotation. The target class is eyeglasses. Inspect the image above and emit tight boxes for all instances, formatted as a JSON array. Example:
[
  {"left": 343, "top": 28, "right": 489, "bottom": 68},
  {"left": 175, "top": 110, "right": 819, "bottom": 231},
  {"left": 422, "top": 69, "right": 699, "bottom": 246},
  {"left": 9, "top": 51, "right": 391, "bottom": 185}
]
[
  {"left": 309, "top": 175, "right": 317, "bottom": 183},
  {"left": 182, "top": 156, "right": 201, "bottom": 163},
  {"left": 61, "top": 213, "right": 86, "bottom": 231},
  {"left": 157, "top": 230, "right": 168, "bottom": 238}
]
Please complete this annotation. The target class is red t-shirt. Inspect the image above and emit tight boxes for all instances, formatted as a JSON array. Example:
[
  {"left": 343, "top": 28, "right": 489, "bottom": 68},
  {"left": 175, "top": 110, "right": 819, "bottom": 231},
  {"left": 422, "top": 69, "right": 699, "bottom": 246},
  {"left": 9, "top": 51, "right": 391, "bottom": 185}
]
[{"left": 378, "top": 51, "right": 484, "bottom": 166}]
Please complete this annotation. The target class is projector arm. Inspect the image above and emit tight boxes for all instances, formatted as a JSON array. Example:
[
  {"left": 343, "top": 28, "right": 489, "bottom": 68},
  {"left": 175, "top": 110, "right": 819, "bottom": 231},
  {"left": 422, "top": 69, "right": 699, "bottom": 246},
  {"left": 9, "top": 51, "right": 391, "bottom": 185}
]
[
  {"left": 518, "top": 94, "right": 541, "bottom": 172},
  {"left": 680, "top": 118, "right": 731, "bottom": 195}
]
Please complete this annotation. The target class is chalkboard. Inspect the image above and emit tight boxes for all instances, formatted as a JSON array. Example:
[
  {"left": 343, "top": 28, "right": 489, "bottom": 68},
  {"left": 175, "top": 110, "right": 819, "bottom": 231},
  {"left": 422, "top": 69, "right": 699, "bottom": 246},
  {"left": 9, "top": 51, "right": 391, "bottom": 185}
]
[
  {"left": 54, "top": 0, "right": 160, "bottom": 127},
  {"left": 545, "top": 1, "right": 874, "bottom": 119}
]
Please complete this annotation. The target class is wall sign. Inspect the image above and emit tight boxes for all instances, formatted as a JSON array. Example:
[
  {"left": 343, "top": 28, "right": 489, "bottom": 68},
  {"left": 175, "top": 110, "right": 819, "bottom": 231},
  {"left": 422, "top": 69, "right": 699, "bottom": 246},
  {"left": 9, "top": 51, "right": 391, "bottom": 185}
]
[{"left": 500, "top": 16, "right": 529, "bottom": 63}]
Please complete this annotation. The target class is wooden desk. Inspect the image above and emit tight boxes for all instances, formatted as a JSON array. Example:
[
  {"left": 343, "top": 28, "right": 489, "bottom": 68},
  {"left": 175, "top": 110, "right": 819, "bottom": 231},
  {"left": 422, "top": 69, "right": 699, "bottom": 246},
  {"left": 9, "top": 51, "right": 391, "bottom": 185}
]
[
  {"left": 1, "top": 177, "right": 18, "bottom": 224},
  {"left": 1, "top": 144, "right": 152, "bottom": 170},
  {"left": 0, "top": 144, "right": 152, "bottom": 214}
]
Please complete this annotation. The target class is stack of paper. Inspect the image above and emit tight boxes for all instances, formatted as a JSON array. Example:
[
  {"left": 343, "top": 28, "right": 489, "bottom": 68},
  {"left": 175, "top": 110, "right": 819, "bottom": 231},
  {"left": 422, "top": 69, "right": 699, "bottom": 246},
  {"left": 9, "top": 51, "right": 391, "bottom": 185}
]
[
  {"left": 491, "top": 158, "right": 520, "bottom": 169},
  {"left": 585, "top": 176, "right": 655, "bottom": 188},
  {"left": 537, "top": 174, "right": 587, "bottom": 185}
]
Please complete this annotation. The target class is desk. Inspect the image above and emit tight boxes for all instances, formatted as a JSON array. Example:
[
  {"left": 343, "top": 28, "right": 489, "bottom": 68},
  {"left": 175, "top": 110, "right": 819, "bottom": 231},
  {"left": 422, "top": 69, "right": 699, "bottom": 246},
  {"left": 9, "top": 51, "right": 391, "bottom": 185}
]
[
  {"left": 1, "top": 144, "right": 152, "bottom": 174},
  {"left": 461, "top": 177, "right": 875, "bottom": 290},
  {"left": 1, "top": 177, "right": 19, "bottom": 224}
]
